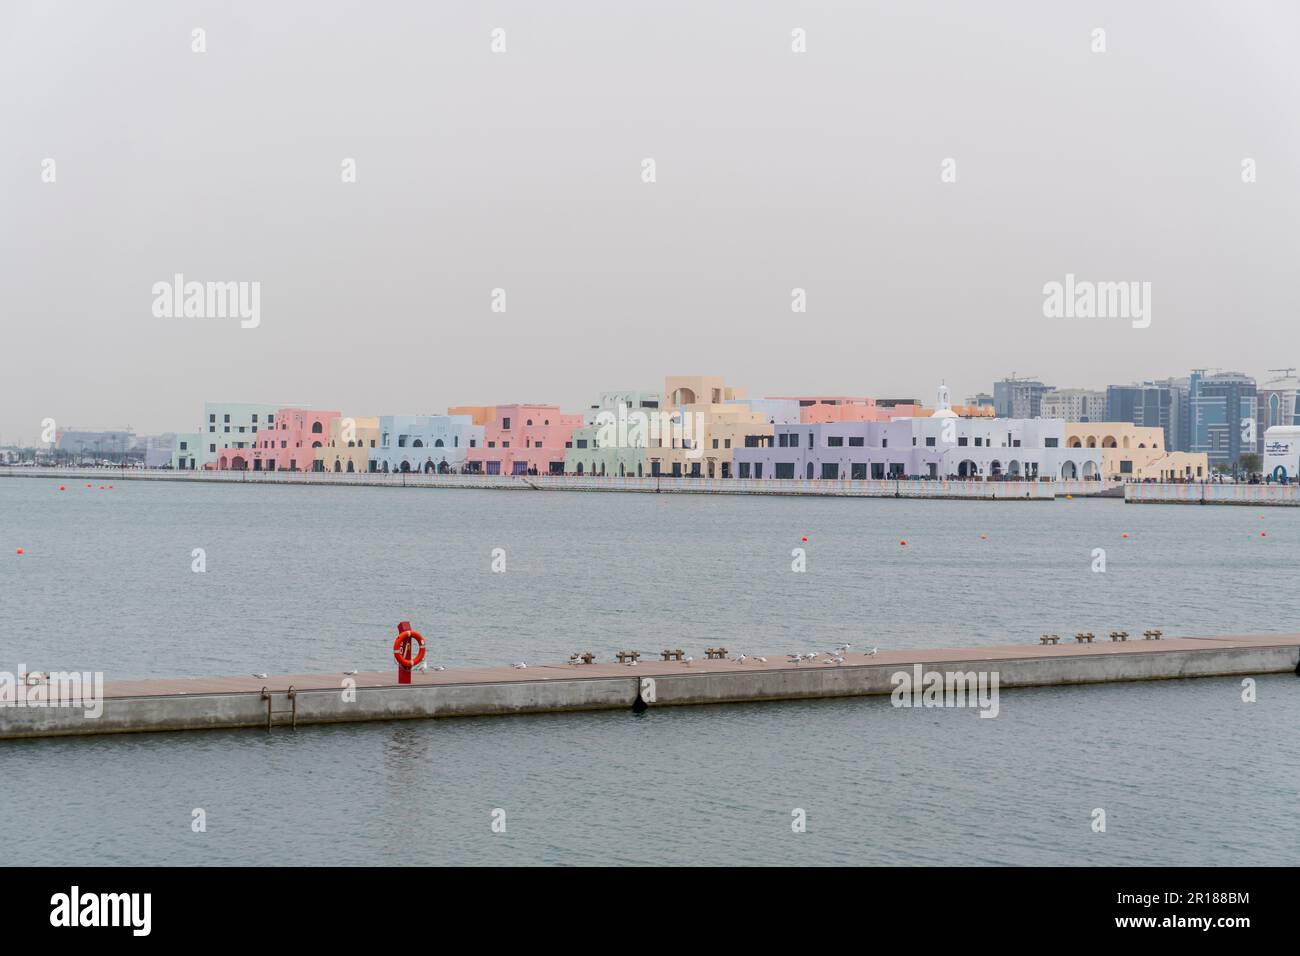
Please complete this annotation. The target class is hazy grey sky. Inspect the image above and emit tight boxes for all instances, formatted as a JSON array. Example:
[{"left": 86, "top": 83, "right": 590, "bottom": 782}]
[{"left": 2, "top": 1, "right": 1298, "bottom": 441}]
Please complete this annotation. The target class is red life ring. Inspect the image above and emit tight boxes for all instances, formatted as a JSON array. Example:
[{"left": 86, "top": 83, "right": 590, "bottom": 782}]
[{"left": 393, "top": 630, "right": 426, "bottom": 669}]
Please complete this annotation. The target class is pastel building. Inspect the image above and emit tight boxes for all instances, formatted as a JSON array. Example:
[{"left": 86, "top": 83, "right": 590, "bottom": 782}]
[
  {"left": 1064, "top": 423, "right": 1207, "bottom": 481},
  {"left": 245, "top": 408, "right": 341, "bottom": 472},
  {"left": 170, "top": 433, "right": 201, "bottom": 470},
  {"left": 465, "top": 404, "right": 582, "bottom": 475},
  {"left": 368, "top": 415, "right": 482, "bottom": 473},
  {"left": 317, "top": 416, "right": 380, "bottom": 473},
  {"left": 564, "top": 391, "right": 662, "bottom": 477},
  {"left": 648, "top": 376, "right": 773, "bottom": 478},
  {"left": 202, "top": 402, "right": 279, "bottom": 468},
  {"left": 732, "top": 386, "right": 1101, "bottom": 480}
]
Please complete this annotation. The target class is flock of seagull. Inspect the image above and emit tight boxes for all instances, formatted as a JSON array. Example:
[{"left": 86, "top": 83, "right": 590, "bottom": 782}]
[{"left": 250, "top": 644, "right": 883, "bottom": 680}]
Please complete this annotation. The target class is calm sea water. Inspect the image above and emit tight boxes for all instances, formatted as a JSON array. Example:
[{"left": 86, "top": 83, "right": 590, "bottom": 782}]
[{"left": 1, "top": 476, "right": 1298, "bottom": 865}]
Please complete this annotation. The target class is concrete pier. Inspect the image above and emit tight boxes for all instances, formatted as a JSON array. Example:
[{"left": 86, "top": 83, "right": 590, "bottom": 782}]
[
  {"left": 2, "top": 634, "right": 1295, "bottom": 740},
  {"left": 0, "top": 466, "right": 1108, "bottom": 500}
]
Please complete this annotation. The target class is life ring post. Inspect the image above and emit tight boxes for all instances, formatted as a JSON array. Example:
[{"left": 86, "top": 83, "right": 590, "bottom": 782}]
[{"left": 394, "top": 620, "right": 426, "bottom": 685}]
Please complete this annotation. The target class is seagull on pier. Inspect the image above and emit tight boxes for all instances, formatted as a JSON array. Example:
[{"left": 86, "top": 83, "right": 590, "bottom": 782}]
[
  {"left": 835, "top": 643, "right": 852, "bottom": 653},
  {"left": 431, "top": 664, "right": 446, "bottom": 672},
  {"left": 755, "top": 656, "right": 767, "bottom": 663},
  {"left": 683, "top": 656, "right": 694, "bottom": 666},
  {"left": 251, "top": 673, "right": 268, "bottom": 679},
  {"left": 512, "top": 662, "right": 527, "bottom": 669},
  {"left": 343, "top": 670, "right": 358, "bottom": 676},
  {"left": 867, "top": 647, "right": 879, "bottom": 656},
  {"left": 735, "top": 654, "right": 748, "bottom": 664}
]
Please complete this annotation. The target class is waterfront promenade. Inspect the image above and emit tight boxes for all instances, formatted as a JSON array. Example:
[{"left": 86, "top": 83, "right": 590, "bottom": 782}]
[{"left": 3, "top": 634, "right": 1295, "bottom": 740}]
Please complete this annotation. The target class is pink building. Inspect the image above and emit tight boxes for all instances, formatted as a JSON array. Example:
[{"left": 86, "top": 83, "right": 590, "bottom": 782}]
[
  {"left": 248, "top": 408, "right": 341, "bottom": 472},
  {"left": 465, "top": 404, "right": 582, "bottom": 476}
]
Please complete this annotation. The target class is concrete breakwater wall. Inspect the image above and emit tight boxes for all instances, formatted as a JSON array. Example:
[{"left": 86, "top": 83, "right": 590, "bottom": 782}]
[
  {"left": 1125, "top": 482, "right": 1300, "bottom": 506},
  {"left": 2, "top": 635, "right": 1295, "bottom": 740},
  {"left": 1, "top": 467, "right": 1118, "bottom": 500}
]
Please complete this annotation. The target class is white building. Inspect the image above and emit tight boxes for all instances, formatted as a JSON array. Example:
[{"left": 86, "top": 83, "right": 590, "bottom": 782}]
[
  {"left": 368, "top": 415, "right": 483, "bottom": 473},
  {"left": 1263, "top": 426, "right": 1300, "bottom": 481},
  {"left": 202, "top": 402, "right": 281, "bottom": 468}
]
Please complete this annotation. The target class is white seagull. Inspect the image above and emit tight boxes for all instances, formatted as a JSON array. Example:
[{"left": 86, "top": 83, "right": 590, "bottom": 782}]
[
  {"left": 512, "top": 662, "right": 527, "bottom": 669},
  {"left": 683, "top": 656, "right": 694, "bottom": 666},
  {"left": 431, "top": 664, "right": 446, "bottom": 672},
  {"left": 343, "top": 670, "right": 358, "bottom": 676},
  {"left": 251, "top": 672, "right": 268, "bottom": 679},
  {"left": 867, "top": 647, "right": 879, "bottom": 656}
]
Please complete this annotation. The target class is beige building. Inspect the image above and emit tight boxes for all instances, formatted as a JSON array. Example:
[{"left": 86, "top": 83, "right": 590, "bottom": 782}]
[
  {"left": 1042, "top": 388, "right": 1106, "bottom": 423},
  {"left": 316, "top": 416, "right": 380, "bottom": 473},
  {"left": 1065, "top": 423, "right": 1207, "bottom": 480},
  {"left": 650, "top": 376, "right": 773, "bottom": 478}
]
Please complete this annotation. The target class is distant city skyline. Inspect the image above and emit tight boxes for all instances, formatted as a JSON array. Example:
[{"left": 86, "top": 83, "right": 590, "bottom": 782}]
[{"left": 4, "top": 2, "right": 1298, "bottom": 442}]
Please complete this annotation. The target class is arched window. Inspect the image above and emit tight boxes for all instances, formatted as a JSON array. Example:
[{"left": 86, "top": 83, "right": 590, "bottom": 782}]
[
  {"left": 312, "top": 441, "right": 322, "bottom": 448},
  {"left": 526, "top": 419, "right": 533, "bottom": 426},
  {"left": 412, "top": 439, "right": 423, "bottom": 447},
  {"left": 434, "top": 439, "right": 444, "bottom": 447},
  {"left": 311, "top": 422, "right": 323, "bottom": 434}
]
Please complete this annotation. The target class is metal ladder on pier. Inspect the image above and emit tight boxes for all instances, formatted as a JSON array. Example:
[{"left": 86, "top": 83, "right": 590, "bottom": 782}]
[{"left": 259, "top": 686, "right": 297, "bottom": 731}]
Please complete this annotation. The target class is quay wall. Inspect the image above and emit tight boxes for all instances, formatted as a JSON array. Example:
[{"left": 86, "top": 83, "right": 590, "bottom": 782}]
[
  {"left": 0, "top": 467, "right": 1090, "bottom": 500},
  {"left": 1125, "top": 482, "right": 1300, "bottom": 506}
]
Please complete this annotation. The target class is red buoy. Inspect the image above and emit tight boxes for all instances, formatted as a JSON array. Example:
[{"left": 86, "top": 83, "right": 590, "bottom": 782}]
[
  {"left": 15, "top": 548, "right": 23, "bottom": 555},
  {"left": 900, "top": 539, "right": 907, "bottom": 546}
]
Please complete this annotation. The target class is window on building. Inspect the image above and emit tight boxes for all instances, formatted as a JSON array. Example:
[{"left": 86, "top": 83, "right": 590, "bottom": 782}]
[
  {"left": 775, "top": 463, "right": 795, "bottom": 479},
  {"left": 739, "top": 462, "right": 751, "bottom": 478},
  {"left": 849, "top": 437, "right": 864, "bottom": 447},
  {"left": 925, "top": 437, "right": 936, "bottom": 447},
  {"left": 828, "top": 436, "right": 843, "bottom": 447},
  {"left": 224, "top": 414, "right": 230, "bottom": 423},
  {"left": 958, "top": 437, "right": 968, "bottom": 446},
  {"left": 209, "top": 414, "right": 216, "bottom": 423},
  {"left": 821, "top": 463, "right": 839, "bottom": 479},
  {"left": 1044, "top": 438, "right": 1059, "bottom": 448},
  {"left": 502, "top": 418, "right": 511, "bottom": 430}
]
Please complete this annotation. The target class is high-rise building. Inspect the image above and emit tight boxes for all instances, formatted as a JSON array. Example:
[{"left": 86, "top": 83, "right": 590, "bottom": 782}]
[
  {"left": 1106, "top": 379, "right": 1188, "bottom": 451},
  {"left": 1189, "top": 370, "right": 1257, "bottom": 468},
  {"left": 1256, "top": 369, "right": 1300, "bottom": 454},
  {"left": 993, "top": 377, "right": 1052, "bottom": 418},
  {"left": 1041, "top": 388, "right": 1105, "bottom": 423}
]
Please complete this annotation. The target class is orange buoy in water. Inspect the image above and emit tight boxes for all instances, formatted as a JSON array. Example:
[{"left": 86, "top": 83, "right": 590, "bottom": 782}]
[
  {"left": 980, "top": 533, "right": 988, "bottom": 540},
  {"left": 1122, "top": 533, "right": 1129, "bottom": 539},
  {"left": 58, "top": 485, "right": 65, "bottom": 491},
  {"left": 900, "top": 539, "right": 907, "bottom": 546},
  {"left": 15, "top": 548, "right": 23, "bottom": 555},
  {"left": 1261, "top": 531, "right": 1267, "bottom": 537}
]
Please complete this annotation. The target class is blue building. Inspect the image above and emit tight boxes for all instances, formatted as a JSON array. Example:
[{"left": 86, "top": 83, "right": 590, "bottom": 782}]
[{"left": 1189, "top": 371, "right": 1256, "bottom": 468}]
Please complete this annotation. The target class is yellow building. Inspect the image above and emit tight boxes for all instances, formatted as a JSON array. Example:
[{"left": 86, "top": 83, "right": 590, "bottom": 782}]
[
  {"left": 316, "top": 416, "right": 380, "bottom": 473},
  {"left": 1064, "top": 423, "right": 1207, "bottom": 481}
]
